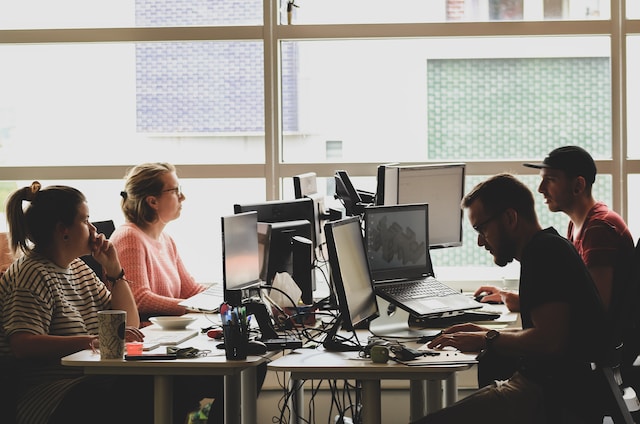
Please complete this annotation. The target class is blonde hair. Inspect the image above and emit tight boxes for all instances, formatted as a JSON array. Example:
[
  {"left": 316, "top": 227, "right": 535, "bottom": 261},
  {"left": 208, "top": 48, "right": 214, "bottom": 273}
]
[{"left": 120, "top": 162, "right": 176, "bottom": 227}]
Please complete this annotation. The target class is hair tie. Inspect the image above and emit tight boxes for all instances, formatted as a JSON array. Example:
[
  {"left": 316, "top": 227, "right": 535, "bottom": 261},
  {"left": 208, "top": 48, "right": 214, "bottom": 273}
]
[
  {"left": 120, "top": 191, "right": 128, "bottom": 200},
  {"left": 25, "top": 181, "right": 41, "bottom": 201}
]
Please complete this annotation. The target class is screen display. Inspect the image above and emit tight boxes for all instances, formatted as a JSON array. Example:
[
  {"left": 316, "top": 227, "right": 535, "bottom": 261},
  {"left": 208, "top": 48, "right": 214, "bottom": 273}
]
[
  {"left": 364, "top": 203, "right": 430, "bottom": 281},
  {"left": 221, "top": 211, "right": 261, "bottom": 291},
  {"left": 325, "top": 216, "right": 379, "bottom": 330},
  {"left": 379, "top": 163, "right": 465, "bottom": 248}
]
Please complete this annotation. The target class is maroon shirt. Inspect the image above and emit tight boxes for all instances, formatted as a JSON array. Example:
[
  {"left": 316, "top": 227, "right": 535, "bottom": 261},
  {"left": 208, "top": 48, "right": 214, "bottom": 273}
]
[{"left": 568, "top": 201, "right": 634, "bottom": 268}]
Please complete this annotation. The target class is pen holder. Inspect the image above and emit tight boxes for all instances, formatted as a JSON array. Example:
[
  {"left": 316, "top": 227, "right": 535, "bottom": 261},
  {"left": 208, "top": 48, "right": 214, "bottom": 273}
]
[{"left": 223, "top": 324, "right": 249, "bottom": 360}]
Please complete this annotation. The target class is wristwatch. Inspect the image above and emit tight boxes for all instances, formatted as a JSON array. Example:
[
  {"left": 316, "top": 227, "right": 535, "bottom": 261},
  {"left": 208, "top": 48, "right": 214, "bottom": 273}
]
[{"left": 485, "top": 329, "right": 500, "bottom": 349}]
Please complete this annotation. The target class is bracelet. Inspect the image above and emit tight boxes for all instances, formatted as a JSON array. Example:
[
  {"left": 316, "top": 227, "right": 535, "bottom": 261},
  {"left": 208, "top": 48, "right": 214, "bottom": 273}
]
[{"left": 106, "top": 268, "right": 125, "bottom": 283}]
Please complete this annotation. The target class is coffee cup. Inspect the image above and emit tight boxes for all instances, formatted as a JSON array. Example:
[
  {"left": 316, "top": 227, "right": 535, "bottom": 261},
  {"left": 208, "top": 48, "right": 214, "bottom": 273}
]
[{"left": 98, "top": 310, "right": 126, "bottom": 359}]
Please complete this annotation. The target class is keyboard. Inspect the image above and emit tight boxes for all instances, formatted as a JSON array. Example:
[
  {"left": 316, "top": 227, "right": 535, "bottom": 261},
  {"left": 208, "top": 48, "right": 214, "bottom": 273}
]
[
  {"left": 377, "top": 278, "right": 459, "bottom": 301},
  {"left": 178, "top": 283, "right": 224, "bottom": 312},
  {"left": 141, "top": 329, "right": 199, "bottom": 351}
]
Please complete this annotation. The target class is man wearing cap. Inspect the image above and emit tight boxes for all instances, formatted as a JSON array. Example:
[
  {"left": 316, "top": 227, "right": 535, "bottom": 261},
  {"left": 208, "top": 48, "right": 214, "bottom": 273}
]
[
  {"left": 478, "top": 145, "right": 634, "bottom": 312},
  {"left": 475, "top": 145, "right": 638, "bottom": 385}
]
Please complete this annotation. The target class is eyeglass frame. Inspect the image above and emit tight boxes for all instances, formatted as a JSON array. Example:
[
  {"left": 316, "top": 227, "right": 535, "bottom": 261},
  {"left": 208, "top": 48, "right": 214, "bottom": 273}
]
[
  {"left": 161, "top": 185, "right": 183, "bottom": 197},
  {"left": 472, "top": 209, "right": 505, "bottom": 238}
]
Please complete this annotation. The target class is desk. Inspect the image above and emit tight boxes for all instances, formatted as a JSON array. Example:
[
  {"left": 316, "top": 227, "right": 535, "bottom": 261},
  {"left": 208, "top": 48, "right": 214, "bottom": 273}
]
[
  {"left": 62, "top": 327, "right": 267, "bottom": 424},
  {"left": 268, "top": 347, "right": 474, "bottom": 424}
]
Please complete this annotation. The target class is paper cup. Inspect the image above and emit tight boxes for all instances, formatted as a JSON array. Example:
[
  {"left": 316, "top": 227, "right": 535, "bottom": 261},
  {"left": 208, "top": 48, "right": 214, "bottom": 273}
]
[{"left": 98, "top": 310, "right": 126, "bottom": 359}]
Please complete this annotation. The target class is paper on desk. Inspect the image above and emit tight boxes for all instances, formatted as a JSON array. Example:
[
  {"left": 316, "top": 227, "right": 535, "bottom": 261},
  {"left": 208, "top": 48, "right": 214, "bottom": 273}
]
[
  {"left": 269, "top": 272, "right": 302, "bottom": 308},
  {"left": 402, "top": 348, "right": 478, "bottom": 366}
]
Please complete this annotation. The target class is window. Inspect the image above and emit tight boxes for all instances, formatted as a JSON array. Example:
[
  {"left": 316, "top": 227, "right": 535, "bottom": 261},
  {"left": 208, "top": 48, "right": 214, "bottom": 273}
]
[{"left": 1, "top": 0, "right": 637, "bottom": 285}]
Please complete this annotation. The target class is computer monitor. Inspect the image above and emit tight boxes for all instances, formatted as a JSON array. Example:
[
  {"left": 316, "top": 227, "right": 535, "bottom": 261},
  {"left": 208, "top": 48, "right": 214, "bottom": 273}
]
[
  {"left": 376, "top": 163, "right": 465, "bottom": 249},
  {"left": 221, "top": 211, "right": 263, "bottom": 306},
  {"left": 234, "top": 197, "right": 317, "bottom": 248},
  {"left": 323, "top": 215, "right": 379, "bottom": 351},
  {"left": 293, "top": 172, "right": 326, "bottom": 248},
  {"left": 234, "top": 199, "right": 316, "bottom": 304},
  {"left": 334, "top": 170, "right": 375, "bottom": 216}
]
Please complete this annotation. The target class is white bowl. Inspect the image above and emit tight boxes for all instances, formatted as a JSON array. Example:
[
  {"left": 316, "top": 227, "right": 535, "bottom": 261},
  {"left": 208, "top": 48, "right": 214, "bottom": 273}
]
[{"left": 149, "top": 316, "right": 197, "bottom": 330}]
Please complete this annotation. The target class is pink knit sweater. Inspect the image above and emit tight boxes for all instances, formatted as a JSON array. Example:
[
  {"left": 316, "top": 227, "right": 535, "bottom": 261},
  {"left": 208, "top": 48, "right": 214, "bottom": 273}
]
[{"left": 110, "top": 222, "right": 205, "bottom": 317}]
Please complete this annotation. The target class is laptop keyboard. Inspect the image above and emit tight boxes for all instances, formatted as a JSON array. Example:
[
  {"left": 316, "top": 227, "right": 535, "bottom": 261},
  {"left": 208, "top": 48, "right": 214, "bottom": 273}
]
[{"left": 378, "top": 278, "right": 459, "bottom": 301}]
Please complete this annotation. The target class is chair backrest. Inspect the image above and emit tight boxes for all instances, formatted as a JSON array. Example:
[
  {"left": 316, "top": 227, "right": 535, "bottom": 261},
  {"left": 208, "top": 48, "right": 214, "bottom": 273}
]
[{"left": 80, "top": 220, "right": 116, "bottom": 281}]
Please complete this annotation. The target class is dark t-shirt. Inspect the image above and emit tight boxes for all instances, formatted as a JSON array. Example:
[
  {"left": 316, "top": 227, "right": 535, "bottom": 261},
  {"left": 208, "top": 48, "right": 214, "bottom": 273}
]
[{"left": 518, "top": 227, "right": 607, "bottom": 381}]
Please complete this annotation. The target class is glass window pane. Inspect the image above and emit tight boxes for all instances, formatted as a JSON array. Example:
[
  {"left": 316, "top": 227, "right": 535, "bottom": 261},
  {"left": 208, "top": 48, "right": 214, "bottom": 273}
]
[
  {"left": 0, "top": 41, "right": 265, "bottom": 167},
  {"left": 0, "top": 0, "right": 262, "bottom": 29},
  {"left": 628, "top": 175, "right": 640, "bottom": 239},
  {"left": 0, "top": 178, "right": 265, "bottom": 283},
  {"left": 283, "top": 0, "right": 609, "bottom": 24},
  {"left": 628, "top": 36, "right": 640, "bottom": 159},
  {"left": 281, "top": 37, "right": 611, "bottom": 164},
  {"left": 628, "top": 1, "right": 640, "bottom": 19}
]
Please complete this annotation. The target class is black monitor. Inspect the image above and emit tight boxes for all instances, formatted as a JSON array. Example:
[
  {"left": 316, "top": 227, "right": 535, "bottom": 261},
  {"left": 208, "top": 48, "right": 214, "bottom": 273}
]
[
  {"left": 234, "top": 197, "right": 317, "bottom": 248},
  {"left": 334, "top": 170, "right": 375, "bottom": 216},
  {"left": 376, "top": 163, "right": 465, "bottom": 249},
  {"left": 323, "top": 215, "right": 379, "bottom": 351},
  {"left": 234, "top": 199, "right": 316, "bottom": 304}
]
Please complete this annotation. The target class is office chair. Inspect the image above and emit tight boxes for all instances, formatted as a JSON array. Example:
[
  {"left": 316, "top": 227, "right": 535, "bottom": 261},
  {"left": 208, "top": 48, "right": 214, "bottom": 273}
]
[
  {"left": 80, "top": 220, "right": 116, "bottom": 281},
  {"left": 590, "top": 237, "right": 640, "bottom": 423}
]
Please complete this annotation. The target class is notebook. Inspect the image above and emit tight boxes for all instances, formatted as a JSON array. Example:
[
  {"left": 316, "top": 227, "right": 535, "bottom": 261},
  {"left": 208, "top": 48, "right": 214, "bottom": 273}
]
[
  {"left": 179, "top": 282, "right": 225, "bottom": 313},
  {"left": 363, "top": 203, "right": 481, "bottom": 318}
]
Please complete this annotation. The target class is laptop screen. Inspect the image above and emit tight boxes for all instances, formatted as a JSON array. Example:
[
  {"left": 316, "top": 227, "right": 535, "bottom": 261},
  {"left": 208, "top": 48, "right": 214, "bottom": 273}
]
[{"left": 363, "top": 203, "right": 434, "bottom": 282}]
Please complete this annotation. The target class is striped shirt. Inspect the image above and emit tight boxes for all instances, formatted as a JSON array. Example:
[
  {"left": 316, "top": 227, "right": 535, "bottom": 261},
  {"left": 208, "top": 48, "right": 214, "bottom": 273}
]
[{"left": 0, "top": 253, "right": 112, "bottom": 424}]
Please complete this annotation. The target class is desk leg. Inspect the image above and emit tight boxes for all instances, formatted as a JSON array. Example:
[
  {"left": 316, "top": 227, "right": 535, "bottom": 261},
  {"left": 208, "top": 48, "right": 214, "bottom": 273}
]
[
  {"left": 409, "top": 380, "right": 427, "bottom": 421},
  {"left": 360, "top": 380, "right": 381, "bottom": 424},
  {"left": 242, "top": 366, "right": 257, "bottom": 424},
  {"left": 289, "top": 378, "right": 304, "bottom": 424},
  {"left": 154, "top": 375, "right": 173, "bottom": 424},
  {"left": 444, "top": 373, "right": 457, "bottom": 406},
  {"left": 426, "top": 380, "right": 443, "bottom": 413},
  {"left": 225, "top": 373, "right": 242, "bottom": 424}
]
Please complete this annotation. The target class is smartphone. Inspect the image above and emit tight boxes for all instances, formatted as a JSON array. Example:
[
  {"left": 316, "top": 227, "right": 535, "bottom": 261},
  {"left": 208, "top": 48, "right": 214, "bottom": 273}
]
[{"left": 124, "top": 354, "right": 178, "bottom": 361}]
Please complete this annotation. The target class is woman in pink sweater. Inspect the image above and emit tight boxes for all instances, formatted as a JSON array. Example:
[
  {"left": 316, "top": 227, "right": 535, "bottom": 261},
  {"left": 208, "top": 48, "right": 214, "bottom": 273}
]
[
  {"left": 112, "top": 162, "right": 230, "bottom": 423},
  {"left": 111, "top": 162, "right": 206, "bottom": 320}
]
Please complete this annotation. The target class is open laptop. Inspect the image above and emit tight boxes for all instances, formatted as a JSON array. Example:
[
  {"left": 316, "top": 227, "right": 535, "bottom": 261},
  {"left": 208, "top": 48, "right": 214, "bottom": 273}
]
[{"left": 363, "top": 203, "right": 481, "bottom": 318}]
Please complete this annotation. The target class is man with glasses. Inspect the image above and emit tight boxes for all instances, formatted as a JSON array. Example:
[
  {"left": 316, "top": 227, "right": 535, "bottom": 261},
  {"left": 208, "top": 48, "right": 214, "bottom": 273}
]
[
  {"left": 413, "top": 173, "right": 607, "bottom": 423},
  {"left": 475, "top": 146, "right": 638, "bottom": 386},
  {"left": 477, "top": 146, "right": 634, "bottom": 313}
]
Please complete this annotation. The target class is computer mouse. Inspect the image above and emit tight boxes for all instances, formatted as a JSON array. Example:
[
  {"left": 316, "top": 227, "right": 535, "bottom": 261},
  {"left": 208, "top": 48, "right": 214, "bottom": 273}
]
[
  {"left": 474, "top": 293, "right": 488, "bottom": 303},
  {"left": 474, "top": 293, "right": 501, "bottom": 304},
  {"left": 247, "top": 340, "right": 267, "bottom": 355}
]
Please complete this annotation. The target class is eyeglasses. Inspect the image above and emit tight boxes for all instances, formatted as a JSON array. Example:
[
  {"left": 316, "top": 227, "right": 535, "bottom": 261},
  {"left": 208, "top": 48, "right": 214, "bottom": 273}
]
[
  {"left": 161, "top": 186, "right": 183, "bottom": 197},
  {"left": 472, "top": 210, "right": 504, "bottom": 238}
]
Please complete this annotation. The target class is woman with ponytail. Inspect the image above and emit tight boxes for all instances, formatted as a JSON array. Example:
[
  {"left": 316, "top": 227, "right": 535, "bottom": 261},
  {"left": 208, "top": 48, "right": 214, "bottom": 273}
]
[{"left": 0, "top": 182, "right": 151, "bottom": 424}]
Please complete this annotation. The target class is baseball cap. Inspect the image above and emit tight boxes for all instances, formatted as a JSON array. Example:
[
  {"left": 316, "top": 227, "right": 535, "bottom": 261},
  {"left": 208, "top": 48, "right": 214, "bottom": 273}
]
[{"left": 523, "top": 145, "right": 597, "bottom": 185}]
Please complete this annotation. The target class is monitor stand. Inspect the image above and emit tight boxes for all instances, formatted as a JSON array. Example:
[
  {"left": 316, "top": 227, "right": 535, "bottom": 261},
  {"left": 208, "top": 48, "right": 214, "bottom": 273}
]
[{"left": 369, "top": 297, "right": 441, "bottom": 339}]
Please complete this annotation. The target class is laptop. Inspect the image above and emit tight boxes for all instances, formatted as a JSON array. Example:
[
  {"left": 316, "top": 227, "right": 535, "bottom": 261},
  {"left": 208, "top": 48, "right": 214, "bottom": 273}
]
[
  {"left": 179, "top": 282, "right": 225, "bottom": 313},
  {"left": 363, "top": 203, "right": 481, "bottom": 318}
]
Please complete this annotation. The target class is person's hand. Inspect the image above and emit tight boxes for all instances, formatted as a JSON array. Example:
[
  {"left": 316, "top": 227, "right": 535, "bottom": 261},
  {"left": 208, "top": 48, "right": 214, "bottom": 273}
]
[
  {"left": 442, "top": 322, "right": 487, "bottom": 334},
  {"left": 90, "top": 232, "right": 122, "bottom": 279},
  {"left": 500, "top": 290, "right": 520, "bottom": 312},
  {"left": 474, "top": 285, "right": 520, "bottom": 312},
  {"left": 125, "top": 326, "right": 145, "bottom": 342},
  {"left": 474, "top": 285, "right": 503, "bottom": 304},
  {"left": 427, "top": 330, "right": 486, "bottom": 352}
]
